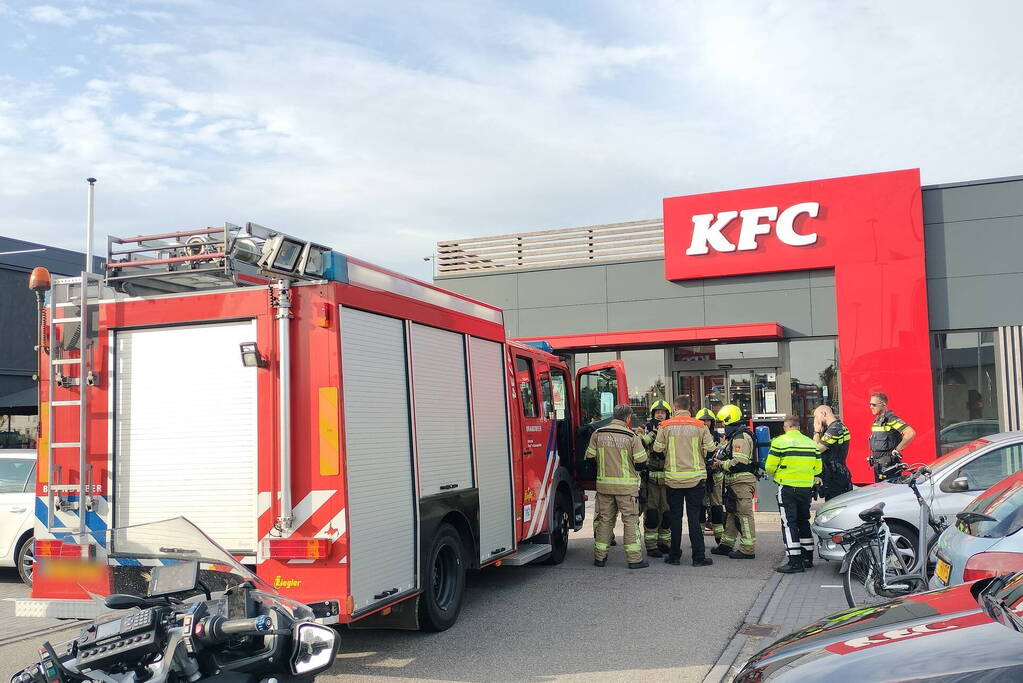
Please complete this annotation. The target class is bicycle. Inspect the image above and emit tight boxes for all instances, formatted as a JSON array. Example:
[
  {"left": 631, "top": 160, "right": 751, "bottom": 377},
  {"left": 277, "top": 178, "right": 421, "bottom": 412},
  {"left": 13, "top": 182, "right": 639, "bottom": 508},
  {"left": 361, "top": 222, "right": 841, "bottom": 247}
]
[{"left": 831, "top": 464, "right": 949, "bottom": 608}]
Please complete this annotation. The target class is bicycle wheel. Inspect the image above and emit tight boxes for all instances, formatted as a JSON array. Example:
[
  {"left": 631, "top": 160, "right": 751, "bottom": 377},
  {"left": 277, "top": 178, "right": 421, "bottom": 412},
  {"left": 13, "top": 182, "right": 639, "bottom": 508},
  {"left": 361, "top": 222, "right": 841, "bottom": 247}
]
[{"left": 843, "top": 540, "right": 923, "bottom": 608}]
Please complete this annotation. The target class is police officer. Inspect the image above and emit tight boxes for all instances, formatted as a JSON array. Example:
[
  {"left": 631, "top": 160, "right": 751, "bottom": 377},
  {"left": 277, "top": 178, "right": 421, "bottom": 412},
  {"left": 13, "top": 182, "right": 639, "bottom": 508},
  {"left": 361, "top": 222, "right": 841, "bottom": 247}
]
[
  {"left": 653, "top": 395, "right": 716, "bottom": 566},
  {"left": 586, "top": 404, "right": 650, "bottom": 569},
  {"left": 638, "top": 399, "right": 672, "bottom": 557},
  {"left": 813, "top": 405, "right": 852, "bottom": 500},
  {"left": 696, "top": 408, "right": 725, "bottom": 543},
  {"left": 869, "top": 392, "right": 916, "bottom": 481},
  {"left": 710, "top": 404, "right": 757, "bottom": 560},
  {"left": 766, "top": 415, "right": 822, "bottom": 573}
]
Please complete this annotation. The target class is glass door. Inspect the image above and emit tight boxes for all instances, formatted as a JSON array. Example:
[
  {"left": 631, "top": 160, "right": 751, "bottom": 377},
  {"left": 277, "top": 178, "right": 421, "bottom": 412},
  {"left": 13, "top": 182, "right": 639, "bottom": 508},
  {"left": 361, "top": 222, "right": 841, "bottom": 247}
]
[{"left": 675, "top": 369, "right": 777, "bottom": 416}]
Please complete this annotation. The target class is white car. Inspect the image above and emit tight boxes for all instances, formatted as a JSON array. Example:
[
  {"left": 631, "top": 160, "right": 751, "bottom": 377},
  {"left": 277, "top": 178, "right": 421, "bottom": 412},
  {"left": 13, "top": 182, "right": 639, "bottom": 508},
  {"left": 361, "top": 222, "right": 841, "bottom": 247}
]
[
  {"left": 0, "top": 450, "right": 36, "bottom": 584},
  {"left": 812, "top": 432, "right": 1023, "bottom": 565}
]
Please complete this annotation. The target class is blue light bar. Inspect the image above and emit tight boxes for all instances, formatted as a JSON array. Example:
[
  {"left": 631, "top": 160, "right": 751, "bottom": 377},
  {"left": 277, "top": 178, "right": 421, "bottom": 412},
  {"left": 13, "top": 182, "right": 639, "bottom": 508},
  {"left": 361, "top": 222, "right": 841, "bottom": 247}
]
[{"left": 522, "top": 340, "right": 554, "bottom": 354}]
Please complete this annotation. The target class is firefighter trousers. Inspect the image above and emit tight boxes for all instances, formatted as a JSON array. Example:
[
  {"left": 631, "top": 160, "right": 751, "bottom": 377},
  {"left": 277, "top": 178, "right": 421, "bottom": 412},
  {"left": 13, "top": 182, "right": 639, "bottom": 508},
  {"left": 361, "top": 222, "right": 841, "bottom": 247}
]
[
  {"left": 777, "top": 485, "right": 813, "bottom": 558},
  {"left": 666, "top": 484, "right": 706, "bottom": 562},
  {"left": 721, "top": 482, "right": 756, "bottom": 555},
  {"left": 643, "top": 477, "right": 670, "bottom": 550},
  {"left": 702, "top": 471, "right": 725, "bottom": 540},
  {"left": 594, "top": 493, "right": 643, "bottom": 563}
]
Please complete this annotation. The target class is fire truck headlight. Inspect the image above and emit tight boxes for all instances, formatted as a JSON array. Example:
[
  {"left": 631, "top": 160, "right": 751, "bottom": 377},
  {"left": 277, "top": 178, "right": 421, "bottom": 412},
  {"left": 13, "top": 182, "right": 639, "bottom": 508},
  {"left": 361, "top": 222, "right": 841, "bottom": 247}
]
[{"left": 239, "top": 342, "right": 267, "bottom": 368}]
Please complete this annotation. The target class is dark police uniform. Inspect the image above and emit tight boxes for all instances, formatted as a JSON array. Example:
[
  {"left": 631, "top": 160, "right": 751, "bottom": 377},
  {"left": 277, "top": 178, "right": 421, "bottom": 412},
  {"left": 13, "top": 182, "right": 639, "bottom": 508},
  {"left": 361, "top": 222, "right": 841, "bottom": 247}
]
[
  {"left": 818, "top": 419, "right": 853, "bottom": 500},
  {"left": 870, "top": 410, "right": 909, "bottom": 481}
]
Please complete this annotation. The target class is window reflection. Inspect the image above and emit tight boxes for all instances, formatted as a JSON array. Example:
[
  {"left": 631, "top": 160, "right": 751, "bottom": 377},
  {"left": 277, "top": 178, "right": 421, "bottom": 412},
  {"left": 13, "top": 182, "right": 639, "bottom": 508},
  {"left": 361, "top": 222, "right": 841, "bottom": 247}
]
[
  {"left": 789, "top": 338, "right": 839, "bottom": 433},
  {"left": 620, "top": 349, "right": 666, "bottom": 421},
  {"left": 933, "top": 330, "right": 1000, "bottom": 452}
]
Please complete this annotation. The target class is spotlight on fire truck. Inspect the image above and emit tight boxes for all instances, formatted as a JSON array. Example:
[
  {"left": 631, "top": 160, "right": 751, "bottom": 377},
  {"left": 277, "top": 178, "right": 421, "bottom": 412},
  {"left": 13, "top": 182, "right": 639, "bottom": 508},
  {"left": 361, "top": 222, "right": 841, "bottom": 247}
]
[
  {"left": 258, "top": 234, "right": 306, "bottom": 276},
  {"left": 298, "top": 243, "right": 331, "bottom": 279},
  {"left": 239, "top": 342, "right": 267, "bottom": 368}
]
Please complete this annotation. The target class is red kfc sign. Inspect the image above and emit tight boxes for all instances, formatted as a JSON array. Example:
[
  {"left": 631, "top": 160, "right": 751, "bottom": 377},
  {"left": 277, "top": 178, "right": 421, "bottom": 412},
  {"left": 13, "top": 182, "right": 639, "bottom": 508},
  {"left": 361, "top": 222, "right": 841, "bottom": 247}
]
[{"left": 663, "top": 169, "right": 935, "bottom": 481}]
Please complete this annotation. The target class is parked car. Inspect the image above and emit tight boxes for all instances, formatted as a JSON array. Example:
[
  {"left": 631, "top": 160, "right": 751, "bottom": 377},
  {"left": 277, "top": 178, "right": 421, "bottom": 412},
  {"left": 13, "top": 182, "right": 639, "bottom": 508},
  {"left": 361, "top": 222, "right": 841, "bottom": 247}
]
[
  {"left": 928, "top": 470, "right": 1023, "bottom": 590},
  {"left": 0, "top": 450, "right": 36, "bottom": 584},
  {"left": 812, "top": 431, "right": 1023, "bottom": 565},
  {"left": 939, "top": 419, "right": 1000, "bottom": 453},
  {"left": 734, "top": 571, "right": 1023, "bottom": 681}
]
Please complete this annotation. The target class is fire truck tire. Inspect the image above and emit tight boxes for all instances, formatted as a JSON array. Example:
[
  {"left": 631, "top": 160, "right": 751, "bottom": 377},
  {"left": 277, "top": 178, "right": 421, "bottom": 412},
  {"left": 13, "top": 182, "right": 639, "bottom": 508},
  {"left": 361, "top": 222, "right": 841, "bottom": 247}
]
[
  {"left": 541, "top": 490, "right": 571, "bottom": 565},
  {"left": 419, "top": 523, "right": 466, "bottom": 632}
]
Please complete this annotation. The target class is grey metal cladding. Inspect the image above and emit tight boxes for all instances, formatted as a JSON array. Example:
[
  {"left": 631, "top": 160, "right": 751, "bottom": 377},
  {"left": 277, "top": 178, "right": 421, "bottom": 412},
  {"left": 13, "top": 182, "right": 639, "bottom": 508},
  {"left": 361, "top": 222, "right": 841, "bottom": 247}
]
[
  {"left": 922, "top": 179, "right": 1023, "bottom": 225},
  {"left": 705, "top": 288, "right": 812, "bottom": 336},
  {"left": 925, "top": 216, "right": 1023, "bottom": 280},
  {"left": 439, "top": 273, "right": 519, "bottom": 310},
  {"left": 340, "top": 307, "right": 417, "bottom": 612},
  {"left": 810, "top": 287, "right": 838, "bottom": 336},
  {"left": 607, "top": 297, "right": 705, "bottom": 331},
  {"left": 606, "top": 260, "right": 704, "bottom": 302},
  {"left": 469, "top": 337, "right": 515, "bottom": 562},
  {"left": 927, "top": 272, "right": 1023, "bottom": 330},
  {"left": 516, "top": 266, "right": 607, "bottom": 308},
  {"left": 517, "top": 303, "right": 607, "bottom": 337},
  {"left": 411, "top": 324, "right": 473, "bottom": 494}
]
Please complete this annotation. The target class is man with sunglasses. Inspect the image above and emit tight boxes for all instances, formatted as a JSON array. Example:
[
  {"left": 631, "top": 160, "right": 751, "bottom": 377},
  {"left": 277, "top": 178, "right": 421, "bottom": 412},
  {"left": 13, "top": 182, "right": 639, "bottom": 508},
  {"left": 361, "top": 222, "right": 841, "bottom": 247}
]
[{"left": 868, "top": 392, "right": 916, "bottom": 482}]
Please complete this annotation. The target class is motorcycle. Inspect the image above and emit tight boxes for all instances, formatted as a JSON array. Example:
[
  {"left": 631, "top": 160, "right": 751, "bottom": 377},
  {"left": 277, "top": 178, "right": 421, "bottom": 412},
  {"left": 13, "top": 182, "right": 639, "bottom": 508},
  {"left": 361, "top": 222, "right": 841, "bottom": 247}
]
[{"left": 10, "top": 517, "right": 340, "bottom": 682}]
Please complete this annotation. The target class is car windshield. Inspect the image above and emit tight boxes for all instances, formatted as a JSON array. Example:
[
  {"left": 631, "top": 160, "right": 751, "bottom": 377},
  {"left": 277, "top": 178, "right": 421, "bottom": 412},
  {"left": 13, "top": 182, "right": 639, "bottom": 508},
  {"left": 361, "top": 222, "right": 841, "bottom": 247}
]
[
  {"left": 927, "top": 438, "right": 992, "bottom": 474},
  {"left": 51, "top": 517, "right": 276, "bottom": 599},
  {"left": 958, "top": 475, "right": 1023, "bottom": 538}
]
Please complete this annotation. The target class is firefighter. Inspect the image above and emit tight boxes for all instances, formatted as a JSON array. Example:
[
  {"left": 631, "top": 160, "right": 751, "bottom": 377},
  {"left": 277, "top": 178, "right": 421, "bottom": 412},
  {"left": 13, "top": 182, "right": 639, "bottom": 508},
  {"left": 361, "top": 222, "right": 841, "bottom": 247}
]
[
  {"left": 696, "top": 407, "right": 725, "bottom": 544},
  {"left": 638, "top": 399, "right": 672, "bottom": 557},
  {"left": 652, "top": 395, "right": 716, "bottom": 566},
  {"left": 869, "top": 392, "right": 916, "bottom": 481},
  {"left": 813, "top": 405, "right": 852, "bottom": 500},
  {"left": 765, "top": 415, "right": 822, "bottom": 573},
  {"left": 586, "top": 404, "right": 650, "bottom": 569},
  {"left": 710, "top": 404, "right": 758, "bottom": 560}
]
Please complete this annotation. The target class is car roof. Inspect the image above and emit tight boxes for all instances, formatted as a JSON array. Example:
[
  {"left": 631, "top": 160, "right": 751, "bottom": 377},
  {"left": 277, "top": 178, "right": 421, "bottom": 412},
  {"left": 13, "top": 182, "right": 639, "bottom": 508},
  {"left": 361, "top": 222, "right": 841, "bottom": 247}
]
[
  {"left": 0, "top": 450, "right": 36, "bottom": 460},
  {"left": 979, "top": 431, "right": 1023, "bottom": 443}
]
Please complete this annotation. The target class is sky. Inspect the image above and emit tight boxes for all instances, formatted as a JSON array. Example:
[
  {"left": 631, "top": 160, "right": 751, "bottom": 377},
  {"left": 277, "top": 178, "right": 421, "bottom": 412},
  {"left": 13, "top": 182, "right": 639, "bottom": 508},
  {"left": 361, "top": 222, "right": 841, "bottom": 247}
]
[{"left": 1, "top": 1, "right": 1022, "bottom": 280}]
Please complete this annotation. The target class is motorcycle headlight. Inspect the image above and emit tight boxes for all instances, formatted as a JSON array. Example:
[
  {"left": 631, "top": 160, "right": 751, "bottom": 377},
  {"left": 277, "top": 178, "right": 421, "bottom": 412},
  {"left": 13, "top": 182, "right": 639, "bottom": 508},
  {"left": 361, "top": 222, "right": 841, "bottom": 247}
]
[
  {"left": 291, "top": 622, "right": 340, "bottom": 676},
  {"left": 815, "top": 506, "right": 845, "bottom": 526}
]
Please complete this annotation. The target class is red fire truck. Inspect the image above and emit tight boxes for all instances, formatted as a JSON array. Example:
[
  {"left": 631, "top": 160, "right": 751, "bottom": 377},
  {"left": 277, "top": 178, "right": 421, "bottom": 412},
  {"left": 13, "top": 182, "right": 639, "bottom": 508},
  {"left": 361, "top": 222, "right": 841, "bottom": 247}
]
[{"left": 19, "top": 222, "right": 629, "bottom": 633}]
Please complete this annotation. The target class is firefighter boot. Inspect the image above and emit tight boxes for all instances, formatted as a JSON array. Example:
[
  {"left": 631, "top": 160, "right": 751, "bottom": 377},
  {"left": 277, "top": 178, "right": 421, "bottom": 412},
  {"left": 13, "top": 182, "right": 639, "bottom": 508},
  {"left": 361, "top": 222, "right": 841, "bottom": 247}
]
[
  {"left": 628, "top": 559, "right": 650, "bottom": 569},
  {"left": 594, "top": 558, "right": 607, "bottom": 567},
  {"left": 711, "top": 544, "right": 732, "bottom": 556},
  {"left": 776, "top": 555, "right": 805, "bottom": 573},
  {"left": 728, "top": 550, "right": 756, "bottom": 560},
  {"left": 802, "top": 548, "right": 814, "bottom": 569}
]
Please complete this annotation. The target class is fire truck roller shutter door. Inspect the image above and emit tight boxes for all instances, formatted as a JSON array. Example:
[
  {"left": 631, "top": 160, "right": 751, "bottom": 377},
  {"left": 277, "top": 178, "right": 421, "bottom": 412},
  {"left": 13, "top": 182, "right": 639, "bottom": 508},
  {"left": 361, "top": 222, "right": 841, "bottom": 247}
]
[
  {"left": 340, "top": 307, "right": 417, "bottom": 613},
  {"left": 468, "top": 337, "right": 514, "bottom": 563},
  {"left": 410, "top": 324, "right": 473, "bottom": 495},
  {"left": 114, "top": 321, "right": 259, "bottom": 554}
]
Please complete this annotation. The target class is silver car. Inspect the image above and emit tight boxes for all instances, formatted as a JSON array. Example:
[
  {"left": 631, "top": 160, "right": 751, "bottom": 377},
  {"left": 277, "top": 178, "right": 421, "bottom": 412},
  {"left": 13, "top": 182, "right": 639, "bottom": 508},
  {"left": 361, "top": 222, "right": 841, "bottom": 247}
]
[
  {"left": 928, "top": 469, "right": 1023, "bottom": 589},
  {"left": 812, "top": 431, "right": 1023, "bottom": 564}
]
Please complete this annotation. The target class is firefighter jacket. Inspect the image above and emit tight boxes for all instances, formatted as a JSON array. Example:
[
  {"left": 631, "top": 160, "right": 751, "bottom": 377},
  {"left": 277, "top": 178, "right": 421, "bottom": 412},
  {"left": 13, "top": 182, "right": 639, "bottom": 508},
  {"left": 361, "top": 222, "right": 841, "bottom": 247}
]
[
  {"left": 765, "top": 430, "right": 822, "bottom": 488},
  {"left": 641, "top": 417, "right": 666, "bottom": 482},
  {"left": 585, "top": 419, "right": 648, "bottom": 495},
  {"left": 719, "top": 426, "right": 757, "bottom": 485},
  {"left": 652, "top": 411, "right": 715, "bottom": 489},
  {"left": 870, "top": 410, "right": 908, "bottom": 458}
]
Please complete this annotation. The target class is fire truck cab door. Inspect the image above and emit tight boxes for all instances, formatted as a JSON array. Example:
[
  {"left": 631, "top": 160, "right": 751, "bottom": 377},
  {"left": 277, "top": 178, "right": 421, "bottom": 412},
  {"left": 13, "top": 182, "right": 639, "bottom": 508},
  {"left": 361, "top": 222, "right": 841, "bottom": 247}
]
[
  {"left": 574, "top": 360, "right": 630, "bottom": 490},
  {"left": 512, "top": 354, "right": 554, "bottom": 539}
]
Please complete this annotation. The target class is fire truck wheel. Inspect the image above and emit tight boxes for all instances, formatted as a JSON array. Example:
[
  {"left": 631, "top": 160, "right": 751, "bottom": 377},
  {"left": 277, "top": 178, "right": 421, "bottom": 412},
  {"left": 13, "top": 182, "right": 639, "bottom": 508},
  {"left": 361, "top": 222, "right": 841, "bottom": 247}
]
[
  {"left": 542, "top": 491, "right": 571, "bottom": 565},
  {"left": 419, "top": 523, "right": 466, "bottom": 632}
]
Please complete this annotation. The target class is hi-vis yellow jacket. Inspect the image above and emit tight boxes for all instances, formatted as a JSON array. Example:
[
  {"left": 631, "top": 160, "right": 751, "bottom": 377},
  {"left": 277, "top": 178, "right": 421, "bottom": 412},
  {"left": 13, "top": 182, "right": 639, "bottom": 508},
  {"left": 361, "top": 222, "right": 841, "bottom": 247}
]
[
  {"left": 765, "top": 429, "right": 822, "bottom": 488},
  {"left": 652, "top": 411, "right": 716, "bottom": 489}
]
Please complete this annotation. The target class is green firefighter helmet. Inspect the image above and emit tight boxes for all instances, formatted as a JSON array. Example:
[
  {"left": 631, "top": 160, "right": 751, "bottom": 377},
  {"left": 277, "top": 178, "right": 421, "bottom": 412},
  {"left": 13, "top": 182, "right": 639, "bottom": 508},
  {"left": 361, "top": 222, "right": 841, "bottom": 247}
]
[
  {"left": 649, "top": 399, "right": 671, "bottom": 418},
  {"left": 716, "top": 404, "right": 743, "bottom": 426}
]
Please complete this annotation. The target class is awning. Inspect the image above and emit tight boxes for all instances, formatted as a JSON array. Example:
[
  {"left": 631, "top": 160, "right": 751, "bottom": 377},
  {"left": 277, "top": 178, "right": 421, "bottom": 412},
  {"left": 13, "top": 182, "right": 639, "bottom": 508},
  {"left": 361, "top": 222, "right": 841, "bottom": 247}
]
[{"left": 515, "top": 322, "right": 784, "bottom": 352}]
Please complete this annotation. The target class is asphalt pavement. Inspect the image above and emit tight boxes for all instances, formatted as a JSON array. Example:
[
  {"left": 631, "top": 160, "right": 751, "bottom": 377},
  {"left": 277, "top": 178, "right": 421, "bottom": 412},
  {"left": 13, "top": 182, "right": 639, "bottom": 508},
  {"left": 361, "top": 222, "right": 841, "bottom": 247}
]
[{"left": 0, "top": 511, "right": 787, "bottom": 681}]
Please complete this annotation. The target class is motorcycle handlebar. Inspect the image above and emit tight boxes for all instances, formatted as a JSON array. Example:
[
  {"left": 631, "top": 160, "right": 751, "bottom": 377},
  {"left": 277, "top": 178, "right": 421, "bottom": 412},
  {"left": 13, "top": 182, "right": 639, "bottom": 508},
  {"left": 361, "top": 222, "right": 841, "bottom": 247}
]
[{"left": 201, "top": 614, "right": 274, "bottom": 643}]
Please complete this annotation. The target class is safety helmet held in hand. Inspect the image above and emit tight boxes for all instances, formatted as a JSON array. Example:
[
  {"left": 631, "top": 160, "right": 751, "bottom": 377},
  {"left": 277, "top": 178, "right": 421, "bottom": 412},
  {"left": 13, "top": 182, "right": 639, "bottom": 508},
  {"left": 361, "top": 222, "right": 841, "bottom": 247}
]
[
  {"left": 695, "top": 408, "right": 717, "bottom": 422},
  {"left": 716, "top": 404, "right": 743, "bottom": 426},
  {"left": 649, "top": 399, "right": 671, "bottom": 417}
]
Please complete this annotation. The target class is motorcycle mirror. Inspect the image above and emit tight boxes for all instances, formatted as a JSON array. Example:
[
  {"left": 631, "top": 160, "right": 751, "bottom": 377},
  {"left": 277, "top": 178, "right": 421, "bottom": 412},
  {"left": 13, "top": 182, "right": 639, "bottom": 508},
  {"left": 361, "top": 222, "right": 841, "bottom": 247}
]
[
  {"left": 290, "top": 622, "right": 340, "bottom": 676},
  {"left": 104, "top": 594, "right": 152, "bottom": 610}
]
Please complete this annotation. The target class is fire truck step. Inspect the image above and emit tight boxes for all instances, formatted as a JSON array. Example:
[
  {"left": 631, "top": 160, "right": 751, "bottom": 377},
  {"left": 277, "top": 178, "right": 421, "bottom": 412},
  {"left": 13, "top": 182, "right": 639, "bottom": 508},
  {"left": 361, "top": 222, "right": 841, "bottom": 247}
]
[
  {"left": 52, "top": 400, "right": 82, "bottom": 406},
  {"left": 51, "top": 358, "right": 80, "bottom": 365},
  {"left": 502, "top": 543, "right": 553, "bottom": 566},
  {"left": 51, "top": 442, "right": 81, "bottom": 448},
  {"left": 52, "top": 317, "right": 82, "bottom": 324}
]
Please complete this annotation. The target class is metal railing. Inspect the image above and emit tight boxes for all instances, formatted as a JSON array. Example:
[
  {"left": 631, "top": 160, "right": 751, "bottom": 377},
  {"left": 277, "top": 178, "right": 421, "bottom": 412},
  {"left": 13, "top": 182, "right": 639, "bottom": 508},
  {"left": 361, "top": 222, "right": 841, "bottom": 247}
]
[{"left": 435, "top": 218, "right": 663, "bottom": 276}]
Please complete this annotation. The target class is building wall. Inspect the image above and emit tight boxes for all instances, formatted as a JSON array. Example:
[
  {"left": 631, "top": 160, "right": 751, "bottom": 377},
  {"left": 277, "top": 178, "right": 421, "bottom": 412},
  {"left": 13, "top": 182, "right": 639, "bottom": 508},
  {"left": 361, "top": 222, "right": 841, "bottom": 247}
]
[{"left": 437, "top": 177, "right": 1023, "bottom": 338}]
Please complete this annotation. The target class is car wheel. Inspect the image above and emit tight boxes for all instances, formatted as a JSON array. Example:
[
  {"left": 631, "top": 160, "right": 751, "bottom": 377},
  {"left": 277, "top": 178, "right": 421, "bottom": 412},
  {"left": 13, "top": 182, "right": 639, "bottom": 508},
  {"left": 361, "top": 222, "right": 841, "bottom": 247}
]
[
  {"left": 887, "top": 521, "right": 920, "bottom": 570},
  {"left": 16, "top": 536, "right": 34, "bottom": 586},
  {"left": 541, "top": 491, "right": 571, "bottom": 565},
  {"left": 418, "top": 523, "right": 466, "bottom": 632}
]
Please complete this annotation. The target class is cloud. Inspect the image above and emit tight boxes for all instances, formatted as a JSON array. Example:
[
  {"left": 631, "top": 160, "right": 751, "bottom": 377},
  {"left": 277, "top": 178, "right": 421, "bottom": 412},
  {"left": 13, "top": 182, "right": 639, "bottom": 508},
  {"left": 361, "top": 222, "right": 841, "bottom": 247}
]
[
  {"left": 2, "top": 1, "right": 1023, "bottom": 281},
  {"left": 54, "top": 65, "right": 79, "bottom": 78},
  {"left": 26, "top": 5, "right": 71, "bottom": 26}
]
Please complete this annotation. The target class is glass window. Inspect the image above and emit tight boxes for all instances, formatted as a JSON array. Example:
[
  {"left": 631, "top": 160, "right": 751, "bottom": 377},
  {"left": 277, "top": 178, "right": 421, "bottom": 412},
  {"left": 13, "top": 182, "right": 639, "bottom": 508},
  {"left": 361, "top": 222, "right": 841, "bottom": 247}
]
[
  {"left": 727, "top": 372, "right": 752, "bottom": 418},
  {"left": 0, "top": 414, "right": 38, "bottom": 449},
  {"left": 540, "top": 374, "right": 554, "bottom": 420},
  {"left": 515, "top": 357, "right": 538, "bottom": 419},
  {"left": 619, "top": 349, "right": 666, "bottom": 422},
  {"left": 0, "top": 458, "right": 33, "bottom": 494},
  {"left": 957, "top": 474, "right": 1023, "bottom": 538},
  {"left": 574, "top": 352, "right": 617, "bottom": 368},
  {"left": 673, "top": 342, "right": 779, "bottom": 363},
  {"left": 549, "top": 370, "right": 568, "bottom": 420},
  {"left": 953, "top": 443, "right": 1023, "bottom": 492},
  {"left": 789, "top": 338, "right": 839, "bottom": 433},
  {"left": 933, "top": 331, "right": 1000, "bottom": 445},
  {"left": 578, "top": 366, "right": 619, "bottom": 424}
]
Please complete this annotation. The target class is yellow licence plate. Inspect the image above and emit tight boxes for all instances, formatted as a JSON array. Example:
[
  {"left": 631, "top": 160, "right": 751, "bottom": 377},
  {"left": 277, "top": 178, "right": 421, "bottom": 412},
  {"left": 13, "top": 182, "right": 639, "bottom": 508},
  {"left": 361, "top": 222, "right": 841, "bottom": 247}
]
[{"left": 936, "top": 559, "right": 951, "bottom": 585}]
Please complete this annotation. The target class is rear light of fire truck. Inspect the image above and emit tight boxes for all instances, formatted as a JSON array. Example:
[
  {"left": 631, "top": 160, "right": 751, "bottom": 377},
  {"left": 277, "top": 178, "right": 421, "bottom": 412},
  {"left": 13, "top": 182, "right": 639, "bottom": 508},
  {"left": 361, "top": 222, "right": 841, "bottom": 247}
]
[
  {"left": 34, "top": 539, "right": 95, "bottom": 559},
  {"left": 266, "top": 538, "right": 331, "bottom": 560}
]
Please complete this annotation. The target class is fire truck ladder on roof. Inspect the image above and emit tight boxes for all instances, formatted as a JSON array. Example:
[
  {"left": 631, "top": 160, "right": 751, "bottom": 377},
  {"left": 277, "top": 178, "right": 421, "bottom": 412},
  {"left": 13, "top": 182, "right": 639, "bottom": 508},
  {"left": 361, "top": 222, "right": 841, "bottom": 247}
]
[{"left": 45, "top": 272, "right": 103, "bottom": 534}]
